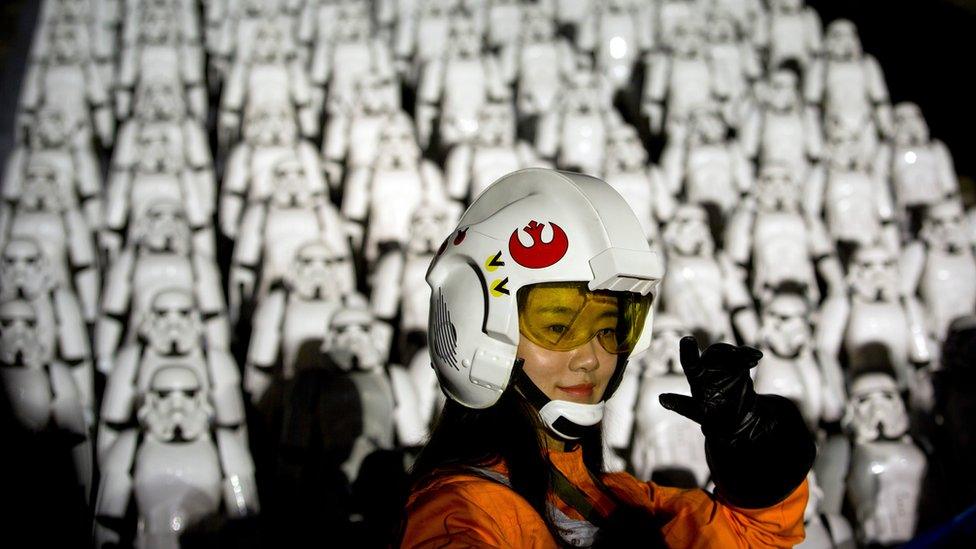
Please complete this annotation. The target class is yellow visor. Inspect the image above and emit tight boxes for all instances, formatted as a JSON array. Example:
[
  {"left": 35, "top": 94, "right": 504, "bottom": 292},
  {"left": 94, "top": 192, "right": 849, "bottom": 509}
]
[{"left": 517, "top": 282, "right": 653, "bottom": 355}]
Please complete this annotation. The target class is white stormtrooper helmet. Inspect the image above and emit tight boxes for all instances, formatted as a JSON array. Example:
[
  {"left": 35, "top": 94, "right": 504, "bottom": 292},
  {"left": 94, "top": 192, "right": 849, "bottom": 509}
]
[
  {"left": 604, "top": 124, "right": 647, "bottom": 174},
  {"left": 848, "top": 246, "right": 900, "bottom": 303},
  {"left": 893, "top": 102, "right": 931, "bottom": 147},
  {"left": 0, "top": 238, "right": 55, "bottom": 300},
  {"left": 760, "top": 290, "right": 812, "bottom": 360},
  {"left": 643, "top": 313, "right": 685, "bottom": 378},
  {"left": 921, "top": 200, "right": 969, "bottom": 254},
  {"left": 138, "top": 288, "right": 204, "bottom": 356},
  {"left": 334, "top": 3, "right": 371, "bottom": 42},
  {"left": 131, "top": 199, "right": 192, "bottom": 255},
  {"left": 243, "top": 101, "right": 299, "bottom": 146},
  {"left": 755, "top": 162, "right": 801, "bottom": 213},
  {"left": 772, "top": 0, "right": 804, "bottom": 14},
  {"left": 138, "top": 5, "right": 177, "bottom": 45},
  {"left": 47, "top": 22, "right": 86, "bottom": 63},
  {"left": 20, "top": 158, "right": 75, "bottom": 213},
  {"left": 706, "top": 10, "right": 739, "bottom": 44},
  {"left": 284, "top": 239, "right": 350, "bottom": 301},
  {"left": 562, "top": 72, "right": 611, "bottom": 117},
  {"left": 250, "top": 20, "right": 288, "bottom": 63},
  {"left": 687, "top": 105, "right": 727, "bottom": 145},
  {"left": 134, "top": 77, "right": 188, "bottom": 122},
  {"left": 843, "top": 370, "right": 909, "bottom": 444},
  {"left": 355, "top": 72, "right": 400, "bottom": 115},
  {"left": 135, "top": 125, "right": 181, "bottom": 174},
  {"left": 448, "top": 16, "right": 481, "bottom": 59},
  {"left": 476, "top": 102, "right": 517, "bottom": 147},
  {"left": 323, "top": 302, "right": 384, "bottom": 372},
  {"left": 762, "top": 70, "right": 801, "bottom": 113},
  {"left": 663, "top": 204, "right": 714, "bottom": 257},
  {"left": 376, "top": 113, "right": 421, "bottom": 169},
  {"left": 51, "top": 0, "right": 88, "bottom": 23},
  {"left": 0, "top": 299, "right": 51, "bottom": 368},
  {"left": 670, "top": 18, "right": 704, "bottom": 57},
  {"left": 268, "top": 155, "right": 316, "bottom": 209},
  {"left": 426, "top": 169, "right": 663, "bottom": 439},
  {"left": 408, "top": 199, "right": 462, "bottom": 255},
  {"left": 825, "top": 19, "right": 862, "bottom": 61},
  {"left": 825, "top": 112, "right": 874, "bottom": 171},
  {"left": 522, "top": 5, "right": 556, "bottom": 44},
  {"left": 138, "top": 366, "right": 214, "bottom": 442},
  {"left": 32, "top": 103, "right": 76, "bottom": 148}
]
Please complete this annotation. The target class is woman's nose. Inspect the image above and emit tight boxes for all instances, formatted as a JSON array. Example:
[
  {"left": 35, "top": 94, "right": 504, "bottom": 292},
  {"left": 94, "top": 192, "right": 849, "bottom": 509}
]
[{"left": 568, "top": 338, "right": 602, "bottom": 372}]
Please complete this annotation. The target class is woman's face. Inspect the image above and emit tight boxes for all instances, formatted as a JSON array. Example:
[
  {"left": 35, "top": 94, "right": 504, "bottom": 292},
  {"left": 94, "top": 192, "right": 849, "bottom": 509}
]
[{"left": 517, "top": 335, "right": 618, "bottom": 405}]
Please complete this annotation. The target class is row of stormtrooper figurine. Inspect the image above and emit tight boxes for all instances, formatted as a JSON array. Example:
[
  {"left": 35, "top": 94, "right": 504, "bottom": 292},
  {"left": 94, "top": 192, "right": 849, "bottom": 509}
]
[{"left": 3, "top": 0, "right": 976, "bottom": 547}]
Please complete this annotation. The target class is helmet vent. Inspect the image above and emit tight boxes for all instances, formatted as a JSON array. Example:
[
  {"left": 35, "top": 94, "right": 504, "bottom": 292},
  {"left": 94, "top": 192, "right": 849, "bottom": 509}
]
[{"left": 431, "top": 289, "right": 459, "bottom": 370}]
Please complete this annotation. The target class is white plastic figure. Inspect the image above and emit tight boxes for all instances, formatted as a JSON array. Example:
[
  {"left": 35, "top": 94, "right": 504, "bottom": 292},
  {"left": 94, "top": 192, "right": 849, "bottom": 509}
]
[
  {"left": 725, "top": 162, "right": 845, "bottom": 305},
  {"left": 321, "top": 71, "right": 404, "bottom": 190},
  {"left": 629, "top": 314, "right": 709, "bottom": 486},
  {"left": 115, "top": 0, "right": 206, "bottom": 121},
  {"left": 96, "top": 200, "right": 229, "bottom": 373},
  {"left": 95, "top": 365, "right": 258, "bottom": 548},
  {"left": 415, "top": 15, "right": 508, "bottom": 150},
  {"left": 536, "top": 70, "right": 616, "bottom": 176},
  {"left": 20, "top": 21, "right": 114, "bottom": 148},
  {"left": 218, "top": 17, "right": 318, "bottom": 153},
  {"left": 805, "top": 19, "right": 892, "bottom": 138},
  {"left": 575, "top": 0, "right": 653, "bottom": 92},
  {"left": 762, "top": 0, "right": 822, "bottom": 73},
  {"left": 3, "top": 101, "right": 103, "bottom": 236},
  {"left": 817, "top": 245, "right": 932, "bottom": 408},
  {"left": 703, "top": 10, "right": 761, "bottom": 129},
  {"left": 753, "top": 290, "right": 845, "bottom": 427},
  {"left": 652, "top": 0, "right": 702, "bottom": 50},
  {"left": 660, "top": 204, "right": 758, "bottom": 346},
  {"left": 0, "top": 299, "right": 92, "bottom": 499},
  {"left": 741, "top": 69, "right": 823, "bottom": 179},
  {"left": 229, "top": 153, "right": 353, "bottom": 323},
  {"left": 445, "top": 101, "right": 544, "bottom": 203},
  {"left": 797, "top": 471, "right": 855, "bottom": 549},
  {"left": 875, "top": 102, "right": 959, "bottom": 231},
  {"left": 0, "top": 156, "right": 101, "bottom": 325},
  {"left": 208, "top": 0, "right": 299, "bottom": 85},
  {"left": 0, "top": 238, "right": 94, "bottom": 418},
  {"left": 393, "top": 0, "right": 460, "bottom": 85},
  {"left": 602, "top": 124, "right": 674, "bottom": 247},
  {"left": 660, "top": 105, "right": 752, "bottom": 219},
  {"left": 245, "top": 239, "right": 359, "bottom": 403},
  {"left": 843, "top": 371, "right": 926, "bottom": 546},
  {"left": 900, "top": 200, "right": 976, "bottom": 341},
  {"left": 341, "top": 112, "right": 448, "bottom": 263}
]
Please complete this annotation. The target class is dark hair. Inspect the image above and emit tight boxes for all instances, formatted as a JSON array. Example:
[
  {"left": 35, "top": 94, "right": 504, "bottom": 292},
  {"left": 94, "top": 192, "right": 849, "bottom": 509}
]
[{"left": 402, "top": 375, "right": 666, "bottom": 547}]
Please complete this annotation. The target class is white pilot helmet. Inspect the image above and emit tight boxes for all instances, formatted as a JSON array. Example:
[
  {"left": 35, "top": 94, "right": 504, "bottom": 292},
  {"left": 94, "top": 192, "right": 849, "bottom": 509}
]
[{"left": 426, "top": 169, "right": 664, "bottom": 438}]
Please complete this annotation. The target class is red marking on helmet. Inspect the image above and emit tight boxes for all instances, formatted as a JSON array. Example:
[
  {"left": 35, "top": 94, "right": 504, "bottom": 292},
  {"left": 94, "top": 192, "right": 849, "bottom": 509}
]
[
  {"left": 508, "top": 220, "right": 569, "bottom": 269},
  {"left": 436, "top": 237, "right": 449, "bottom": 256},
  {"left": 453, "top": 228, "right": 468, "bottom": 245}
]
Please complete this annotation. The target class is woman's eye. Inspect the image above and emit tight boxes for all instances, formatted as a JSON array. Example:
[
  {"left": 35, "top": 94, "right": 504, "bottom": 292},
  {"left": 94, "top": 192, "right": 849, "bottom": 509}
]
[{"left": 547, "top": 325, "right": 568, "bottom": 335}]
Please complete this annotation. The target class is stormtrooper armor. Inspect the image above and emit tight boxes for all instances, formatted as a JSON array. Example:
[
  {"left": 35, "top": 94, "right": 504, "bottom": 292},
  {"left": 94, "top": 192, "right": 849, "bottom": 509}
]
[
  {"left": 843, "top": 371, "right": 926, "bottom": 546},
  {"left": 796, "top": 471, "right": 855, "bottom": 549},
  {"left": 703, "top": 10, "right": 761, "bottom": 129},
  {"left": 762, "top": 0, "right": 823, "bottom": 73},
  {"left": 95, "top": 365, "right": 258, "bottom": 548},
  {"left": 393, "top": 0, "right": 463, "bottom": 86},
  {"left": 575, "top": 0, "right": 654, "bottom": 92},
  {"left": 536, "top": 70, "right": 617, "bottom": 176}
]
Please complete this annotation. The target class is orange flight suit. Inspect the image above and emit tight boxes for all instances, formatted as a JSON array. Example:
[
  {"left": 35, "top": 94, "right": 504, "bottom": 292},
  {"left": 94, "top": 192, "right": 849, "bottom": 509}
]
[{"left": 402, "top": 445, "right": 808, "bottom": 548}]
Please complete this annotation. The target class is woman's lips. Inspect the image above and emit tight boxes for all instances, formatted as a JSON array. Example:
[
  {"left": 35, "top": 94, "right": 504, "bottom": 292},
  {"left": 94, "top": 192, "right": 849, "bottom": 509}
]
[{"left": 558, "top": 383, "right": 595, "bottom": 397}]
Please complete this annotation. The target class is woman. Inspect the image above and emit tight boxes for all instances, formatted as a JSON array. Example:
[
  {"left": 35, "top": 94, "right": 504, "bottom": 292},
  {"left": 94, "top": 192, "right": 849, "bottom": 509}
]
[{"left": 401, "top": 169, "right": 815, "bottom": 547}]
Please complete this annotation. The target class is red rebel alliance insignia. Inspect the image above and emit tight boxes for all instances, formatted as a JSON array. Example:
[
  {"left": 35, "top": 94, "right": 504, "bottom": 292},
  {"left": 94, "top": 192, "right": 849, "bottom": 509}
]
[{"left": 509, "top": 220, "right": 569, "bottom": 269}]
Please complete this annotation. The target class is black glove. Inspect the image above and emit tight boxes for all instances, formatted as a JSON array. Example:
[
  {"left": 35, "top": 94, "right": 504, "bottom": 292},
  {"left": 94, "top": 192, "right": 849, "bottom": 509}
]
[{"left": 659, "top": 337, "right": 816, "bottom": 509}]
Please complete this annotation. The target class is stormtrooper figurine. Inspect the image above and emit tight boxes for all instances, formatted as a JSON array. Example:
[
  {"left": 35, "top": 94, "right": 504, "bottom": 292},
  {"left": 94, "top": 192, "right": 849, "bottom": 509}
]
[
  {"left": 115, "top": 1, "right": 206, "bottom": 122},
  {"left": 20, "top": 21, "right": 114, "bottom": 148},
  {"left": 445, "top": 101, "right": 545, "bottom": 203},
  {"left": 753, "top": 290, "right": 845, "bottom": 427},
  {"left": 0, "top": 156, "right": 100, "bottom": 325},
  {"left": 725, "top": 162, "right": 845, "bottom": 306},
  {"left": 536, "top": 69, "right": 617, "bottom": 176},
  {"left": 660, "top": 204, "right": 758, "bottom": 346},
  {"left": 0, "top": 238, "right": 94, "bottom": 418},
  {"left": 874, "top": 102, "right": 959, "bottom": 233},
  {"left": 762, "top": 0, "right": 823, "bottom": 73},
  {"left": 103, "top": 118, "right": 215, "bottom": 261},
  {"left": 575, "top": 0, "right": 654, "bottom": 92},
  {"left": 218, "top": 17, "right": 318, "bottom": 153},
  {"left": 98, "top": 287, "right": 246, "bottom": 460},
  {"left": 393, "top": 0, "right": 462, "bottom": 86},
  {"left": 629, "top": 314, "right": 709, "bottom": 486},
  {"left": 843, "top": 370, "right": 926, "bottom": 546},
  {"left": 370, "top": 199, "right": 461, "bottom": 359},
  {"left": 321, "top": 71, "right": 403, "bottom": 191},
  {"left": 741, "top": 69, "right": 824, "bottom": 180},
  {"left": 229, "top": 153, "right": 353, "bottom": 324},
  {"left": 3, "top": 102, "right": 103, "bottom": 236},
  {"left": 96, "top": 199, "right": 229, "bottom": 374},
  {"left": 601, "top": 124, "right": 674, "bottom": 247},
  {"left": 805, "top": 19, "right": 892, "bottom": 138},
  {"left": 703, "top": 10, "right": 761, "bottom": 129},
  {"left": 797, "top": 471, "right": 855, "bottom": 549},
  {"left": 245, "top": 239, "right": 360, "bottom": 404},
  {"left": 0, "top": 299, "right": 92, "bottom": 499},
  {"left": 415, "top": 15, "right": 508, "bottom": 151},
  {"left": 95, "top": 365, "right": 258, "bottom": 548},
  {"left": 817, "top": 245, "right": 932, "bottom": 409},
  {"left": 478, "top": 0, "right": 529, "bottom": 52},
  {"left": 207, "top": 0, "right": 299, "bottom": 85},
  {"left": 341, "top": 112, "right": 448, "bottom": 264},
  {"left": 659, "top": 105, "right": 752, "bottom": 220},
  {"left": 642, "top": 18, "right": 717, "bottom": 136},
  {"left": 652, "top": 0, "right": 703, "bottom": 50},
  {"left": 900, "top": 200, "right": 976, "bottom": 341}
]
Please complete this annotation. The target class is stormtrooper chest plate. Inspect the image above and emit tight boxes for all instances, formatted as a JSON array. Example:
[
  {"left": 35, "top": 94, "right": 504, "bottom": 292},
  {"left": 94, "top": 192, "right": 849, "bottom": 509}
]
[
  {"left": 415, "top": 18, "right": 449, "bottom": 63},
  {"left": 921, "top": 248, "right": 976, "bottom": 334},
  {"left": 1, "top": 367, "right": 54, "bottom": 432},
  {"left": 262, "top": 208, "right": 323, "bottom": 275},
  {"left": 762, "top": 113, "right": 805, "bottom": 168},
  {"left": 850, "top": 441, "right": 926, "bottom": 544},
  {"left": 472, "top": 147, "right": 520, "bottom": 198},
  {"left": 826, "top": 62, "right": 869, "bottom": 115},
  {"left": 401, "top": 254, "right": 433, "bottom": 332},
  {"left": 520, "top": 44, "right": 559, "bottom": 88},
  {"left": 369, "top": 169, "right": 424, "bottom": 241},
  {"left": 138, "top": 45, "right": 180, "bottom": 77},
  {"left": 891, "top": 146, "right": 940, "bottom": 206},
  {"left": 134, "top": 438, "right": 222, "bottom": 528},
  {"left": 669, "top": 59, "right": 711, "bottom": 114},
  {"left": 753, "top": 212, "right": 816, "bottom": 292},
  {"left": 560, "top": 113, "right": 605, "bottom": 168},
  {"left": 132, "top": 254, "right": 194, "bottom": 314},
  {"left": 332, "top": 42, "right": 372, "bottom": 90},
  {"left": 606, "top": 172, "right": 653, "bottom": 234},
  {"left": 770, "top": 15, "right": 805, "bottom": 62},
  {"left": 634, "top": 375, "right": 707, "bottom": 484},
  {"left": 443, "top": 59, "right": 486, "bottom": 116},
  {"left": 846, "top": 300, "right": 908, "bottom": 363},
  {"left": 597, "top": 16, "right": 636, "bottom": 86},
  {"left": 661, "top": 255, "right": 726, "bottom": 336},
  {"left": 282, "top": 298, "right": 340, "bottom": 367},
  {"left": 709, "top": 44, "right": 745, "bottom": 95},
  {"left": 247, "top": 64, "right": 291, "bottom": 106},
  {"left": 43, "top": 65, "right": 89, "bottom": 111},
  {"left": 753, "top": 351, "right": 811, "bottom": 406},
  {"left": 825, "top": 169, "right": 879, "bottom": 243},
  {"left": 131, "top": 173, "right": 185, "bottom": 216},
  {"left": 347, "top": 114, "right": 385, "bottom": 168},
  {"left": 488, "top": 5, "right": 520, "bottom": 47},
  {"left": 686, "top": 145, "right": 735, "bottom": 207}
]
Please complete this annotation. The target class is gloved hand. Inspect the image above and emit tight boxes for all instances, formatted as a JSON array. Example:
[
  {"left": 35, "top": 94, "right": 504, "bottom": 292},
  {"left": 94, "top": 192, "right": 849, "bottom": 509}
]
[{"left": 660, "top": 337, "right": 816, "bottom": 509}]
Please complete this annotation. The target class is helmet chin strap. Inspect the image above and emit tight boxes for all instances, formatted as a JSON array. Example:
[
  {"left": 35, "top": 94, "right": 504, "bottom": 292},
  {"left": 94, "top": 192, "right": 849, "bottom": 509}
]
[{"left": 513, "top": 366, "right": 604, "bottom": 441}]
